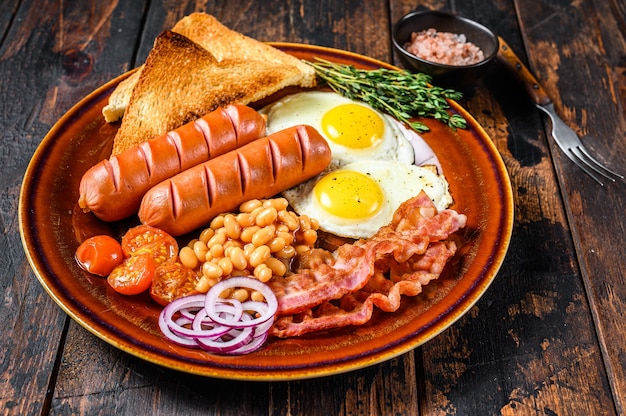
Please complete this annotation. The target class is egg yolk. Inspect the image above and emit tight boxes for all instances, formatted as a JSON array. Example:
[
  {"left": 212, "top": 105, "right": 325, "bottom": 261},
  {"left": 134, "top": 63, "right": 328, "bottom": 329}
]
[
  {"left": 321, "top": 103, "right": 384, "bottom": 149},
  {"left": 313, "top": 170, "right": 384, "bottom": 220}
]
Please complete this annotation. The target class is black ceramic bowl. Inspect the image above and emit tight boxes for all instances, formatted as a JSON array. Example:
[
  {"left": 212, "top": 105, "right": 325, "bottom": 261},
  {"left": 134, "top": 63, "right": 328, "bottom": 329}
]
[{"left": 392, "top": 11, "right": 499, "bottom": 90}]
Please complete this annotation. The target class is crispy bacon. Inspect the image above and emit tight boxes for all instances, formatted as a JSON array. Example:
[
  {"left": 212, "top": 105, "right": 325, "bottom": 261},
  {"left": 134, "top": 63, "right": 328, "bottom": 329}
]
[{"left": 269, "top": 191, "right": 467, "bottom": 338}]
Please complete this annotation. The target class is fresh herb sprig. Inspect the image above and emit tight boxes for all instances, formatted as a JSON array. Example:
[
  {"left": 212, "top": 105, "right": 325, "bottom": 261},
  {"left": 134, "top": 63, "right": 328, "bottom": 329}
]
[{"left": 307, "top": 58, "right": 467, "bottom": 133}]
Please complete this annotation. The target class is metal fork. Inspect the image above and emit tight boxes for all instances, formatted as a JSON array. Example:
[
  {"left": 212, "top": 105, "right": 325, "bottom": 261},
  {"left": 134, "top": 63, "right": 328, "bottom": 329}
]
[
  {"left": 497, "top": 37, "right": 623, "bottom": 186},
  {"left": 536, "top": 103, "right": 623, "bottom": 186}
]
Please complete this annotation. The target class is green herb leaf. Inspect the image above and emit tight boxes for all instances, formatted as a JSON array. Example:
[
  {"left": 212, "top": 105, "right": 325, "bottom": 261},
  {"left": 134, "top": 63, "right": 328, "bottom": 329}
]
[{"left": 306, "top": 58, "right": 467, "bottom": 132}]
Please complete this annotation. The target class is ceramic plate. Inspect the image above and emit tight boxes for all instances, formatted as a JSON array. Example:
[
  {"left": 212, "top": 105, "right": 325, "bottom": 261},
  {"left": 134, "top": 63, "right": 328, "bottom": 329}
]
[{"left": 19, "top": 43, "right": 513, "bottom": 380}]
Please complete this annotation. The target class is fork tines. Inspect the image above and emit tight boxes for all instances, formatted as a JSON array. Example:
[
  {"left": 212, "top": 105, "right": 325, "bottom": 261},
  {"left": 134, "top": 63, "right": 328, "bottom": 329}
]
[{"left": 569, "top": 145, "right": 624, "bottom": 186}]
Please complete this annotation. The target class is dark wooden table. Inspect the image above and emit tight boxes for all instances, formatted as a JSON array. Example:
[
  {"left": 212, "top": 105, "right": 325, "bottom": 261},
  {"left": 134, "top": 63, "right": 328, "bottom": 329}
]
[{"left": 3, "top": 0, "right": 626, "bottom": 414}]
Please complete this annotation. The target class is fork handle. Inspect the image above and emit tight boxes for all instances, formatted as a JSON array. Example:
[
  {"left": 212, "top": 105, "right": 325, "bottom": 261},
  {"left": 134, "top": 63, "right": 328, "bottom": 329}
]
[{"left": 496, "top": 36, "right": 552, "bottom": 106}]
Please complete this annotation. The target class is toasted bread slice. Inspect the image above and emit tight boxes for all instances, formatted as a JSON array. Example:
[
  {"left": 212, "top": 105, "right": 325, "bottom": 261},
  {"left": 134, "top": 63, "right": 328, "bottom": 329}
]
[
  {"left": 102, "top": 12, "right": 316, "bottom": 123},
  {"left": 111, "top": 30, "right": 315, "bottom": 155},
  {"left": 171, "top": 13, "right": 315, "bottom": 77},
  {"left": 111, "top": 31, "right": 219, "bottom": 155},
  {"left": 102, "top": 71, "right": 139, "bottom": 122}
]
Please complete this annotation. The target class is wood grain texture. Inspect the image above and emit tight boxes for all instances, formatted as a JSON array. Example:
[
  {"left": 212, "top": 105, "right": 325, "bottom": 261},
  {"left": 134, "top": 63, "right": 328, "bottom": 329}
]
[
  {"left": 2, "top": 0, "right": 625, "bottom": 414},
  {"left": 0, "top": 1, "right": 147, "bottom": 415},
  {"left": 389, "top": 0, "right": 617, "bottom": 414},
  {"left": 516, "top": 1, "right": 626, "bottom": 414}
]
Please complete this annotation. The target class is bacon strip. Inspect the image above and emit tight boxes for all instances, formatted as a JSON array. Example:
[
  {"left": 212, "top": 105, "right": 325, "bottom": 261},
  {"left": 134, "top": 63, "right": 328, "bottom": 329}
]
[{"left": 269, "top": 191, "right": 467, "bottom": 338}]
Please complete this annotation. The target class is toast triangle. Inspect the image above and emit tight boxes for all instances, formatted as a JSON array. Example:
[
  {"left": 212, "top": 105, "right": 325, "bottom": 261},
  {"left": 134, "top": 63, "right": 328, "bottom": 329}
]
[
  {"left": 111, "top": 30, "right": 315, "bottom": 155},
  {"left": 102, "top": 12, "right": 316, "bottom": 124}
]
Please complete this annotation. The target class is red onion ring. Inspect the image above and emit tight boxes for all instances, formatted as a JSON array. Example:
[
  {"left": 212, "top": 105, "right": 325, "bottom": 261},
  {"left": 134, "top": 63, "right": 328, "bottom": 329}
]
[{"left": 228, "top": 329, "right": 270, "bottom": 355}]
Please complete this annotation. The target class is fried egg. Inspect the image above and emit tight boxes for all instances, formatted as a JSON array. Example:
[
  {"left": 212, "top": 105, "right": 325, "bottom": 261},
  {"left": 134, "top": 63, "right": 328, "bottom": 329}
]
[
  {"left": 260, "top": 91, "right": 415, "bottom": 166},
  {"left": 283, "top": 160, "right": 453, "bottom": 239}
]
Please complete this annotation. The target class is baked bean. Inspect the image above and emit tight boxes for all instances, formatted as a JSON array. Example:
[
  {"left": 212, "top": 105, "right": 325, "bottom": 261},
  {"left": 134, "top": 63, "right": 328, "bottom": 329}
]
[
  {"left": 255, "top": 206, "right": 278, "bottom": 227},
  {"left": 210, "top": 215, "right": 225, "bottom": 230},
  {"left": 253, "top": 264, "right": 273, "bottom": 282},
  {"left": 219, "top": 287, "right": 234, "bottom": 299},
  {"left": 193, "top": 240, "right": 209, "bottom": 261},
  {"left": 249, "top": 205, "right": 264, "bottom": 220},
  {"left": 250, "top": 290, "right": 265, "bottom": 302},
  {"left": 209, "top": 243, "right": 224, "bottom": 258},
  {"left": 249, "top": 245, "right": 271, "bottom": 267},
  {"left": 184, "top": 197, "right": 321, "bottom": 290},
  {"left": 268, "top": 236, "right": 286, "bottom": 253},
  {"left": 199, "top": 228, "right": 215, "bottom": 244},
  {"left": 243, "top": 243, "right": 256, "bottom": 258},
  {"left": 206, "top": 276, "right": 219, "bottom": 288},
  {"left": 195, "top": 276, "right": 210, "bottom": 293},
  {"left": 228, "top": 246, "right": 248, "bottom": 270},
  {"left": 207, "top": 232, "right": 226, "bottom": 247},
  {"left": 179, "top": 246, "right": 199, "bottom": 269},
  {"left": 251, "top": 225, "right": 275, "bottom": 246},
  {"left": 271, "top": 197, "right": 289, "bottom": 211},
  {"left": 223, "top": 239, "right": 243, "bottom": 250},
  {"left": 240, "top": 199, "right": 262, "bottom": 213},
  {"left": 276, "top": 231, "right": 294, "bottom": 245},
  {"left": 295, "top": 244, "right": 312, "bottom": 254},
  {"left": 218, "top": 257, "right": 233, "bottom": 275},
  {"left": 302, "top": 229, "right": 318, "bottom": 246},
  {"left": 223, "top": 214, "right": 241, "bottom": 239},
  {"left": 299, "top": 215, "right": 312, "bottom": 231},
  {"left": 231, "top": 288, "right": 249, "bottom": 302},
  {"left": 240, "top": 225, "right": 260, "bottom": 243},
  {"left": 202, "top": 261, "right": 223, "bottom": 279},
  {"left": 231, "top": 269, "right": 248, "bottom": 277},
  {"left": 278, "top": 210, "right": 299, "bottom": 231},
  {"left": 275, "top": 245, "right": 296, "bottom": 259},
  {"left": 236, "top": 212, "right": 255, "bottom": 227},
  {"left": 276, "top": 223, "right": 290, "bottom": 233},
  {"left": 265, "top": 257, "right": 287, "bottom": 276}
]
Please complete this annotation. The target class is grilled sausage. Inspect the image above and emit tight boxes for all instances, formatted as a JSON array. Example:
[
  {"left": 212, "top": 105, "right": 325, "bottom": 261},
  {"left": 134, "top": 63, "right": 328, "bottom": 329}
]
[
  {"left": 138, "top": 125, "right": 331, "bottom": 236},
  {"left": 78, "top": 105, "right": 266, "bottom": 222}
]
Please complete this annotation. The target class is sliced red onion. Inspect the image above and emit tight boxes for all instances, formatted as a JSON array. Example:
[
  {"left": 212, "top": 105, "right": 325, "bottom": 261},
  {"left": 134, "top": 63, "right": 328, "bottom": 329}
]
[
  {"left": 157, "top": 277, "right": 277, "bottom": 354},
  {"left": 389, "top": 118, "right": 442, "bottom": 173}
]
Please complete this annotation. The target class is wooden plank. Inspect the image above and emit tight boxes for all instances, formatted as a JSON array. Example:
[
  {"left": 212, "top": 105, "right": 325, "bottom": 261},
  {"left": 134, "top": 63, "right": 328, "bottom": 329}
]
[
  {"left": 389, "top": 0, "right": 616, "bottom": 414},
  {"left": 515, "top": 0, "right": 626, "bottom": 413},
  {"left": 0, "top": 0, "right": 149, "bottom": 415}
]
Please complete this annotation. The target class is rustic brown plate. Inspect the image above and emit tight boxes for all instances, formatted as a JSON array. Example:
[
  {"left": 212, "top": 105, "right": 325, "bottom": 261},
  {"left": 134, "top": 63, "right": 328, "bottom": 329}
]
[{"left": 19, "top": 43, "right": 513, "bottom": 380}]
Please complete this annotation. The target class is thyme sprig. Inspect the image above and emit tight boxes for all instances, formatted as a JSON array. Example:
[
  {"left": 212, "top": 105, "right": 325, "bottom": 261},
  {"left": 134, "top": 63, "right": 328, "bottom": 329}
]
[{"left": 306, "top": 58, "right": 467, "bottom": 133}]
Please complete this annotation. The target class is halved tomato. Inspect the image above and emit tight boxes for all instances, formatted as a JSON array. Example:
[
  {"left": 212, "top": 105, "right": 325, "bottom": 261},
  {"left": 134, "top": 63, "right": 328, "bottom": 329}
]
[
  {"left": 75, "top": 235, "right": 124, "bottom": 276},
  {"left": 107, "top": 253, "right": 155, "bottom": 295},
  {"left": 150, "top": 262, "right": 201, "bottom": 306},
  {"left": 121, "top": 225, "right": 178, "bottom": 265}
]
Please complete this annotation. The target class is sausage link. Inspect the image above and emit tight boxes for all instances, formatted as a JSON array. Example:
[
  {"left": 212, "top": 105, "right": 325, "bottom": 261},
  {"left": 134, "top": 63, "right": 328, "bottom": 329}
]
[
  {"left": 138, "top": 125, "right": 331, "bottom": 236},
  {"left": 78, "top": 104, "right": 266, "bottom": 222}
]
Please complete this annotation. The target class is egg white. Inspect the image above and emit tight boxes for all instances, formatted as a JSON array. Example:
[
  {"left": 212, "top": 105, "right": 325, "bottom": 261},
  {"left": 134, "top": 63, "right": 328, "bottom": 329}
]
[
  {"left": 259, "top": 91, "right": 415, "bottom": 166},
  {"left": 283, "top": 160, "right": 453, "bottom": 239}
]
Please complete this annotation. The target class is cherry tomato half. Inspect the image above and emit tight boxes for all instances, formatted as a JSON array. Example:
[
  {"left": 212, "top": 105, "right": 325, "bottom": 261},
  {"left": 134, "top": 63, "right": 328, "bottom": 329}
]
[
  {"left": 75, "top": 235, "right": 124, "bottom": 276},
  {"left": 107, "top": 253, "right": 155, "bottom": 295},
  {"left": 121, "top": 225, "right": 178, "bottom": 265},
  {"left": 150, "top": 262, "right": 201, "bottom": 306}
]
